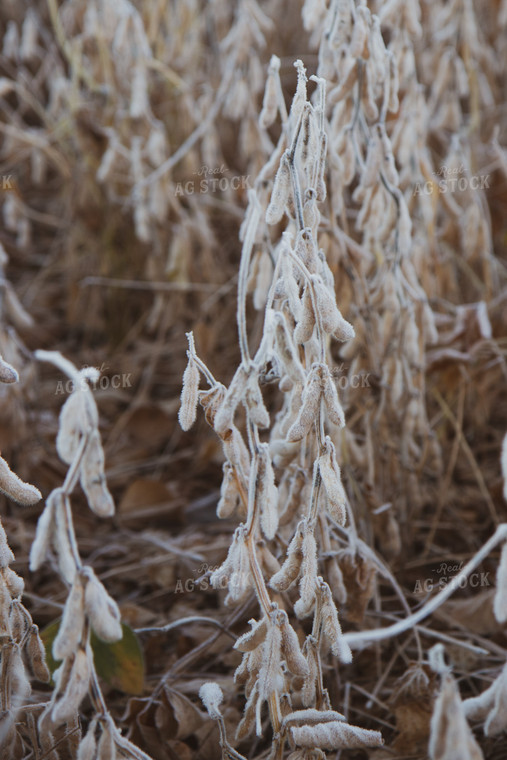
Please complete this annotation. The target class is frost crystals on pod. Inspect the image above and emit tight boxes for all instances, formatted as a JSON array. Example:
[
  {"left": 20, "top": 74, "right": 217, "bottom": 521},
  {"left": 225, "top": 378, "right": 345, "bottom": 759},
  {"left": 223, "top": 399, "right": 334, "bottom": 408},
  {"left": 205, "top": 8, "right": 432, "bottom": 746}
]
[
  {"left": 266, "top": 152, "right": 292, "bottom": 226},
  {"left": 318, "top": 437, "right": 347, "bottom": 525},
  {"left": 179, "top": 343, "right": 200, "bottom": 431}
]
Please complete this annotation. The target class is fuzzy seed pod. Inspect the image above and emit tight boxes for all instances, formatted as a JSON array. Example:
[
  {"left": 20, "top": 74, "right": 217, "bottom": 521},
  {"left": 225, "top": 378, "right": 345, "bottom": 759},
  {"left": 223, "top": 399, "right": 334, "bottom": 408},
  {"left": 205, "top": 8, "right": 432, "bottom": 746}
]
[
  {"left": 315, "top": 132, "right": 328, "bottom": 202},
  {"left": 199, "top": 682, "right": 224, "bottom": 720},
  {"left": 260, "top": 56, "right": 281, "bottom": 129},
  {"left": 319, "top": 437, "right": 347, "bottom": 525},
  {"left": 178, "top": 355, "right": 200, "bottom": 431},
  {"left": 236, "top": 681, "right": 260, "bottom": 740},
  {"left": 300, "top": 105, "right": 319, "bottom": 180},
  {"left": 257, "top": 443, "right": 279, "bottom": 540},
  {"left": 98, "top": 721, "right": 116, "bottom": 760},
  {"left": 302, "top": 636, "right": 319, "bottom": 707},
  {"left": 80, "top": 431, "right": 115, "bottom": 517},
  {"left": 0, "top": 456, "right": 41, "bottom": 506},
  {"left": 258, "top": 617, "right": 284, "bottom": 702},
  {"left": 83, "top": 569, "right": 122, "bottom": 642},
  {"left": 270, "top": 522, "right": 305, "bottom": 591},
  {"left": 56, "top": 387, "right": 98, "bottom": 465},
  {"left": 245, "top": 372, "right": 270, "bottom": 429},
  {"left": 294, "top": 285, "right": 316, "bottom": 345},
  {"left": 290, "top": 720, "right": 383, "bottom": 750},
  {"left": 320, "top": 583, "right": 352, "bottom": 663},
  {"left": 323, "top": 368, "right": 346, "bottom": 428},
  {"left": 217, "top": 462, "right": 240, "bottom": 518},
  {"left": 328, "top": 58, "right": 358, "bottom": 105},
  {"left": 234, "top": 617, "right": 268, "bottom": 653},
  {"left": 199, "top": 383, "right": 227, "bottom": 429},
  {"left": 53, "top": 489, "right": 78, "bottom": 584},
  {"left": 130, "top": 63, "right": 148, "bottom": 119},
  {"left": 266, "top": 153, "right": 291, "bottom": 225},
  {"left": 27, "top": 625, "right": 50, "bottom": 683},
  {"left": 283, "top": 709, "right": 346, "bottom": 727},
  {"left": 213, "top": 367, "right": 248, "bottom": 438},
  {"left": 295, "top": 228, "right": 319, "bottom": 273},
  {"left": 279, "top": 610, "right": 309, "bottom": 677},
  {"left": 287, "top": 364, "right": 322, "bottom": 441},
  {"left": 210, "top": 526, "right": 251, "bottom": 604},
  {"left": 349, "top": 5, "right": 369, "bottom": 57},
  {"left": 53, "top": 575, "right": 85, "bottom": 661},
  {"left": 0, "top": 518, "right": 15, "bottom": 568},
  {"left": 77, "top": 718, "right": 97, "bottom": 760},
  {"left": 52, "top": 647, "right": 91, "bottom": 726},
  {"left": 4, "top": 567, "right": 24, "bottom": 598},
  {"left": 295, "top": 529, "right": 319, "bottom": 618}
]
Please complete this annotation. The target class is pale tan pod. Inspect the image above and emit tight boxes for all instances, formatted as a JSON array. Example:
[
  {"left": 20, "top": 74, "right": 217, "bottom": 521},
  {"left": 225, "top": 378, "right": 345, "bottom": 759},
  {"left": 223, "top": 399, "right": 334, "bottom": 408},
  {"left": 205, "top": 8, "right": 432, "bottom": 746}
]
[
  {"left": 52, "top": 647, "right": 91, "bottom": 726},
  {"left": 320, "top": 583, "right": 352, "bottom": 663},
  {"left": 290, "top": 720, "right": 383, "bottom": 749},
  {"left": 315, "top": 132, "right": 328, "bottom": 202},
  {"left": 56, "top": 390, "right": 90, "bottom": 465},
  {"left": 303, "top": 190, "right": 321, "bottom": 231},
  {"left": 217, "top": 462, "right": 240, "bottom": 518},
  {"left": 80, "top": 431, "right": 115, "bottom": 518},
  {"left": 270, "top": 521, "right": 305, "bottom": 591},
  {"left": 26, "top": 625, "right": 50, "bottom": 683},
  {"left": 318, "top": 438, "right": 347, "bottom": 525},
  {"left": 279, "top": 610, "right": 309, "bottom": 677},
  {"left": 349, "top": 5, "right": 369, "bottom": 58},
  {"left": 302, "top": 636, "right": 318, "bottom": 706},
  {"left": 294, "top": 285, "right": 316, "bottom": 345},
  {"left": 260, "top": 56, "right": 281, "bottom": 129},
  {"left": 77, "top": 718, "right": 98, "bottom": 760},
  {"left": 234, "top": 617, "right": 268, "bottom": 653},
  {"left": 323, "top": 368, "right": 346, "bottom": 428},
  {"left": 257, "top": 616, "right": 283, "bottom": 701},
  {"left": 83, "top": 569, "right": 122, "bottom": 642},
  {"left": 327, "top": 58, "right": 358, "bottom": 105},
  {"left": 0, "top": 456, "right": 41, "bottom": 506},
  {"left": 0, "top": 517, "right": 15, "bottom": 568},
  {"left": 52, "top": 490, "right": 77, "bottom": 584},
  {"left": 286, "top": 364, "right": 322, "bottom": 441},
  {"left": 178, "top": 355, "right": 200, "bottom": 431},
  {"left": 236, "top": 681, "right": 260, "bottom": 740},
  {"left": 97, "top": 720, "right": 116, "bottom": 760},
  {"left": 53, "top": 575, "right": 85, "bottom": 661},
  {"left": 4, "top": 567, "right": 24, "bottom": 598},
  {"left": 361, "top": 128, "right": 382, "bottom": 189},
  {"left": 388, "top": 52, "right": 400, "bottom": 113},
  {"left": 213, "top": 366, "right": 248, "bottom": 437},
  {"left": 244, "top": 372, "right": 270, "bottom": 429},
  {"left": 294, "top": 529, "right": 318, "bottom": 618},
  {"left": 266, "top": 153, "right": 291, "bottom": 225},
  {"left": 257, "top": 443, "right": 279, "bottom": 540}
]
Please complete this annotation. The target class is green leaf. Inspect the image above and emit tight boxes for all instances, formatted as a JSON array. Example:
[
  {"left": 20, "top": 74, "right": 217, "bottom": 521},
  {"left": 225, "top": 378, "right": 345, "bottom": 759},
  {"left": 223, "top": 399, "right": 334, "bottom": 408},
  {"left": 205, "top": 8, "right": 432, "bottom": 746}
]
[{"left": 40, "top": 619, "right": 144, "bottom": 696}]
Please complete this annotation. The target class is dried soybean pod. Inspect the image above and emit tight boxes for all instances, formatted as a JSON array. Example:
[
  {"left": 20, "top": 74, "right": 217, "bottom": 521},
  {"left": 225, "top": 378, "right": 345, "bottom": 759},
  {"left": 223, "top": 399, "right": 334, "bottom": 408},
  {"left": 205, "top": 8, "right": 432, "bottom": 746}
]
[
  {"left": 279, "top": 610, "right": 309, "bottom": 677},
  {"left": 266, "top": 152, "right": 291, "bottom": 225},
  {"left": 287, "top": 364, "right": 322, "bottom": 441},
  {"left": 260, "top": 55, "right": 281, "bottom": 128},
  {"left": 234, "top": 617, "right": 268, "bottom": 652},
  {"left": 270, "top": 521, "right": 305, "bottom": 591},
  {"left": 178, "top": 354, "right": 200, "bottom": 431},
  {"left": 319, "top": 437, "right": 347, "bottom": 525},
  {"left": 294, "top": 285, "right": 316, "bottom": 345}
]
